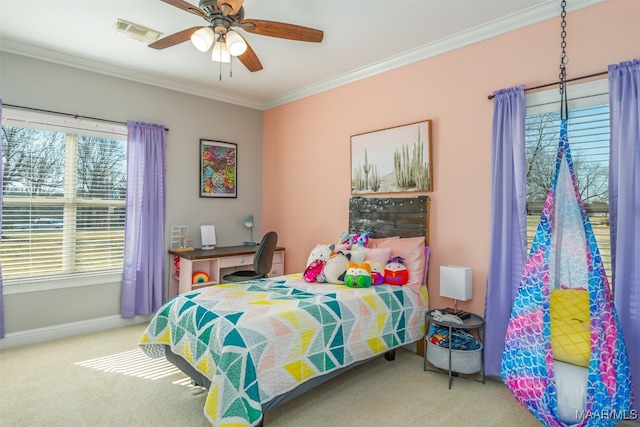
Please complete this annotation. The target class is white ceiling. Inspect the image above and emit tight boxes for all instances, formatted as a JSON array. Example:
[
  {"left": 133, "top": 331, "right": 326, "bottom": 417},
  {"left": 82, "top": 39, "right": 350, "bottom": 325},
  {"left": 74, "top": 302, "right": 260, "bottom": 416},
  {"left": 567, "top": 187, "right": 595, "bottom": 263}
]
[{"left": 0, "top": 0, "right": 603, "bottom": 110}]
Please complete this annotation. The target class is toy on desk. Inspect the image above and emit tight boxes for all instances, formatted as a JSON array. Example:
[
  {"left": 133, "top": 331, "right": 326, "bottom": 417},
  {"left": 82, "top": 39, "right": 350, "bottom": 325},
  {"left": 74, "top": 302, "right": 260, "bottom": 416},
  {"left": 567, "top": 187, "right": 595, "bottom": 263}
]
[
  {"left": 192, "top": 271, "right": 210, "bottom": 284},
  {"left": 171, "top": 225, "right": 194, "bottom": 252},
  {"left": 173, "top": 256, "right": 181, "bottom": 277}
]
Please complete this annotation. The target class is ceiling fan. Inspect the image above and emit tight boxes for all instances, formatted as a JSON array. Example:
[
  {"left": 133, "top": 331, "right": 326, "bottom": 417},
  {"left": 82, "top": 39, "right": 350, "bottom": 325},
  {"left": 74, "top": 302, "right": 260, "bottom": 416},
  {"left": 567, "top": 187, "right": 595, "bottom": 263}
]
[{"left": 149, "top": 0, "right": 324, "bottom": 72}]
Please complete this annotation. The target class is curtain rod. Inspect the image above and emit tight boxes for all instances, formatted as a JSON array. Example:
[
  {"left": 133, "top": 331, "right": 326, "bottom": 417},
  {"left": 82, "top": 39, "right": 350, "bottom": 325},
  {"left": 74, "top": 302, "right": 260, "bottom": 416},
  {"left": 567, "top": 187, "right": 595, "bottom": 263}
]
[
  {"left": 1, "top": 103, "right": 169, "bottom": 132},
  {"left": 487, "top": 70, "right": 608, "bottom": 100}
]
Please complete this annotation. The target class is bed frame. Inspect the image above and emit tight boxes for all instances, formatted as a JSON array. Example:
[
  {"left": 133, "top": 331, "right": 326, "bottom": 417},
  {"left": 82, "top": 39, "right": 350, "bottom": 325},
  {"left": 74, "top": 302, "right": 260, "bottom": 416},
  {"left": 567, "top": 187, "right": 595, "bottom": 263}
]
[{"left": 164, "top": 195, "right": 430, "bottom": 425}]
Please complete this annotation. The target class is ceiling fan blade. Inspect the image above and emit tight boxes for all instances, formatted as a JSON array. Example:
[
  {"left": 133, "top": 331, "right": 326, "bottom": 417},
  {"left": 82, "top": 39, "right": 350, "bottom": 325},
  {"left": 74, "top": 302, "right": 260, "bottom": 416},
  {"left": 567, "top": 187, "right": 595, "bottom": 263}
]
[
  {"left": 241, "top": 19, "right": 323, "bottom": 43},
  {"left": 237, "top": 40, "right": 263, "bottom": 72},
  {"left": 160, "top": 0, "right": 207, "bottom": 18},
  {"left": 149, "top": 26, "right": 204, "bottom": 49}
]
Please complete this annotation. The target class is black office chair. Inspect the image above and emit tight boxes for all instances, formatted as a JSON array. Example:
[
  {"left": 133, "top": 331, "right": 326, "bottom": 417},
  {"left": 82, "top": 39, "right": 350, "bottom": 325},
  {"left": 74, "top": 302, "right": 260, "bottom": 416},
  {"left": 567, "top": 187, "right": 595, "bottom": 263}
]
[{"left": 222, "top": 231, "right": 278, "bottom": 282}]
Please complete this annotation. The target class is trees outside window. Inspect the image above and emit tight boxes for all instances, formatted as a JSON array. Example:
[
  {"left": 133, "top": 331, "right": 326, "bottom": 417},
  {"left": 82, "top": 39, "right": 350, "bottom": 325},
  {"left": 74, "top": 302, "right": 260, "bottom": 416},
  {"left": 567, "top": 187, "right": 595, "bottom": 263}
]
[{"left": 525, "top": 80, "right": 611, "bottom": 278}]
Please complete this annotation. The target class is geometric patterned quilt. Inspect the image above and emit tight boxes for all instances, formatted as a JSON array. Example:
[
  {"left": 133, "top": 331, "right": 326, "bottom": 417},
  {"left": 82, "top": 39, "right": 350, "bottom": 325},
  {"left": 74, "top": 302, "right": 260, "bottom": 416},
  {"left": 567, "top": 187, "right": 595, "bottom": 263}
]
[{"left": 140, "top": 275, "right": 428, "bottom": 427}]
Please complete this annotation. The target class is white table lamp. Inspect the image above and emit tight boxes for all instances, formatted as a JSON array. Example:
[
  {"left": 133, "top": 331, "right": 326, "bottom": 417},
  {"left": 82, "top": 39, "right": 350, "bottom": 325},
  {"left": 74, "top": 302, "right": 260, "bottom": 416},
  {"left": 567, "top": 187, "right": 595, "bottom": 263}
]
[
  {"left": 440, "top": 265, "right": 473, "bottom": 318},
  {"left": 243, "top": 215, "right": 256, "bottom": 246},
  {"left": 200, "top": 225, "right": 217, "bottom": 250}
]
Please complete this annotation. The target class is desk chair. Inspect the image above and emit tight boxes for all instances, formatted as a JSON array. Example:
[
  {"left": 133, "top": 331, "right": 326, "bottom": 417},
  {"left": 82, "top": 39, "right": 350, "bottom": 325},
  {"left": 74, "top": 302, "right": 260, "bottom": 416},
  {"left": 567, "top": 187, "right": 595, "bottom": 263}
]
[{"left": 222, "top": 231, "right": 278, "bottom": 282}]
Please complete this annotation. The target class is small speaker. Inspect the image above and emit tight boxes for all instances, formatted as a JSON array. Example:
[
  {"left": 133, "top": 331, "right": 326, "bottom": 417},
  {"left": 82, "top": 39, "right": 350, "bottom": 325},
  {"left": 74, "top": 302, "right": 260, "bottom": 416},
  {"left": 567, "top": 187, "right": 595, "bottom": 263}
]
[{"left": 201, "top": 225, "right": 217, "bottom": 250}]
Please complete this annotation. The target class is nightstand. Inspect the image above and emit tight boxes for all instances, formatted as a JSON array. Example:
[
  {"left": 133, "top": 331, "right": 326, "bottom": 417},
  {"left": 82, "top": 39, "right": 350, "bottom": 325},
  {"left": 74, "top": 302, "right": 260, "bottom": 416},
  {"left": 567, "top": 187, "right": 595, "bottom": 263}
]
[{"left": 423, "top": 309, "right": 485, "bottom": 389}]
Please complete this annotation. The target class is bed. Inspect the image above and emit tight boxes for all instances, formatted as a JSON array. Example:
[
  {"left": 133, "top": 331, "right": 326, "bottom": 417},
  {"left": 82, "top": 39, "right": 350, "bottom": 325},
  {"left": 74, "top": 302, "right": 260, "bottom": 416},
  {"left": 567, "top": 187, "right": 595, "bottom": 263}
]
[{"left": 139, "top": 196, "right": 430, "bottom": 427}]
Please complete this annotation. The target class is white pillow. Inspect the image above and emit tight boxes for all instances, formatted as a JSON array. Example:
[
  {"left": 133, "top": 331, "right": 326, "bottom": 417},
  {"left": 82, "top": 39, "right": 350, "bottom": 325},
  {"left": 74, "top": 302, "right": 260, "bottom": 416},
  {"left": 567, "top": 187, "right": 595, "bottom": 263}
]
[
  {"left": 344, "top": 249, "right": 366, "bottom": 264},
  {"left": 554, "top": 360, "right": 588, "bottom": 424}
]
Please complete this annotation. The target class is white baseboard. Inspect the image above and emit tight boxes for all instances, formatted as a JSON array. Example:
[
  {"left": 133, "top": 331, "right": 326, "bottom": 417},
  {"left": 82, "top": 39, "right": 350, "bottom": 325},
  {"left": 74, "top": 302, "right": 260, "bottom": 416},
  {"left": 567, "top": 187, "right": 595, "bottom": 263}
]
[{"left": 0, "top": 314, "right": 153, "bottom": 350}]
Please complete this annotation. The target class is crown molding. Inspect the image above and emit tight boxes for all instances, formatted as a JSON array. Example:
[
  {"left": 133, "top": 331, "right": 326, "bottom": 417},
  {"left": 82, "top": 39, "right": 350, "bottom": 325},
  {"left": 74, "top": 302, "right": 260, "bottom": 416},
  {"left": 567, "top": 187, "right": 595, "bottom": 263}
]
[{"left": 264, "top": 0, "right": 606, "bottom": 109}]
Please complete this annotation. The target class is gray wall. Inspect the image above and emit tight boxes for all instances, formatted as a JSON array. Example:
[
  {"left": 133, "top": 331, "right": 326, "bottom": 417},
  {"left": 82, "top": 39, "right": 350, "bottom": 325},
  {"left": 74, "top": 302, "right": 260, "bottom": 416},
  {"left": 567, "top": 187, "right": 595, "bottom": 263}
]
[{"left": 0, "top": 52, "right": 264, "bottom": 336}]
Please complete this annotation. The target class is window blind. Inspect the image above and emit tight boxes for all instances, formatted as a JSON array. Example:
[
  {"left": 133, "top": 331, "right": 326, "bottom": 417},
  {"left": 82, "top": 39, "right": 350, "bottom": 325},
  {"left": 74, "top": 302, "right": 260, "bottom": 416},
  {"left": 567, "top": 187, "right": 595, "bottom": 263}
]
[{"left": 1, "top": 109, "right": 127, "bottom": 281}]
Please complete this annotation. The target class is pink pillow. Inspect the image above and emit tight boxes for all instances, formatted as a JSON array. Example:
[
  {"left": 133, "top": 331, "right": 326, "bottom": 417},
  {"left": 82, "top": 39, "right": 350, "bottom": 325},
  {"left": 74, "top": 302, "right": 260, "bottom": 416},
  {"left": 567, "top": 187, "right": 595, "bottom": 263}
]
[
  {"left": 366, "top": 236, "right": 400, "bottom": 248},
  {"left": 378, "top": 236, "right": 426, "bottom": 294},
  {"left": 364, "top": 247, "right": 391, "bottom": 265}
]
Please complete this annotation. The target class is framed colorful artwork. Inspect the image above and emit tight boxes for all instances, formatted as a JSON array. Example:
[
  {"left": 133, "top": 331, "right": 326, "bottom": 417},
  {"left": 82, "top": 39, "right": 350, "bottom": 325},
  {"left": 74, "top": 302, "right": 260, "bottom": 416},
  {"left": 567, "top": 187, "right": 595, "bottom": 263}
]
[
  {"left": 199, "top": 139, "right": 237, "bottom": 198},
  {"left": 351, "top": 119, "right": 433, "bottom": 195}
]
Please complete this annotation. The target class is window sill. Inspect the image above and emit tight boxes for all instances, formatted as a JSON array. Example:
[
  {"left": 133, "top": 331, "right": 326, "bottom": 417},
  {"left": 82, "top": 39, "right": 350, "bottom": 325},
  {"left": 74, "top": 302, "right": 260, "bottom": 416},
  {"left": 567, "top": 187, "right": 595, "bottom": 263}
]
[{"left": 3, "top": 271, "right": 123, "bottom": 295}]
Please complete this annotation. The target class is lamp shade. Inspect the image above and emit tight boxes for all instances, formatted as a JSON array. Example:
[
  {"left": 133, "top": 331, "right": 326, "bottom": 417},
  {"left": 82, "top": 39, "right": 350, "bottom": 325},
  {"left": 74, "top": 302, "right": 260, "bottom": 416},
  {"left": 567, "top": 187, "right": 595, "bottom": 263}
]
[
  {"left": 191, "top": 27, "right": 215, "bottom": 52},
  {"left": 212, "top": 40, "right": 231, "bottom": 63},
  {"left": 200, "top": 225, "right": 217, "bottom": 250},
  {"left": 440, "top": 265, "right": 473, "bottom": 301},
  {"left": 226, "top": 30, "right": 247, "bottom": 56},
  {"left": 243, "top": 215, "right": 254, "bottom": 228}
]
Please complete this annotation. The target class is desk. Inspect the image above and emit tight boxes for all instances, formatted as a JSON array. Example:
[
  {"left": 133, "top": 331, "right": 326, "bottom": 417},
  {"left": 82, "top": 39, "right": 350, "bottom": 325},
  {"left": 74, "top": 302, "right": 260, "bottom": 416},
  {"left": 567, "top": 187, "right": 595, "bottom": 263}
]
[{"left": 169, "top": 245, "right": 285, "bottom": 297}]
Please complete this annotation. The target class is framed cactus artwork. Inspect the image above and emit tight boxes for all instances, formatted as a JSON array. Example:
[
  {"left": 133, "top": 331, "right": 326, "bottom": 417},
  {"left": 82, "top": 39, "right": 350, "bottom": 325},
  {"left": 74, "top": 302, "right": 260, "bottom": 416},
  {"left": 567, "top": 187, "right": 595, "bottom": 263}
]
[
  {"left": 199, "top": 139, "right": 237, "bottom": 198},
  {"left": 351, "top": 119, "right": 433, "bottom": 195}
]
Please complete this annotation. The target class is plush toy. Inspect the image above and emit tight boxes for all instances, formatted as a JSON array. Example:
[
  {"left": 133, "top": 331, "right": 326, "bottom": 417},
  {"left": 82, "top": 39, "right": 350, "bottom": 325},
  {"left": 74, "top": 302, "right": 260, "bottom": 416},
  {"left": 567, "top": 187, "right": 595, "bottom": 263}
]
[
  {"left": 306, "top": 244, "right": 335, "bottom": 268},
  {"left": 384, "top": 256, "right": 409, "bottom": 285},
  {"left": 323, "top": 251, "right": 352, "bottom": 284},
  {"left": 173, "top": 255, "right": 181, "bottom": 277},
  {"left": 303, "top": 259, "right": 326, "bottom": 283},
  {"left": 338, "top": 232, "right": 370, "bottom": 250},
  {"left": 344, "top": 262, "right": 372, "bottom": 288},
  {"left": 364, "top": 260, "right": 385, "bottom": 285}
]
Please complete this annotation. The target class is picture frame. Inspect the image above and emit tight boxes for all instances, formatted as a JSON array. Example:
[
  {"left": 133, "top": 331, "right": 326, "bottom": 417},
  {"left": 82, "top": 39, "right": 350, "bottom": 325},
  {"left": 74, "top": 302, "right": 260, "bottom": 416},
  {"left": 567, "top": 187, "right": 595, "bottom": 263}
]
[
  {"left": 199, "top": 139, "right": 237, "bottom": 198},
  {"left": 351, "top": 119, "right": 433, "bottom": 195}
]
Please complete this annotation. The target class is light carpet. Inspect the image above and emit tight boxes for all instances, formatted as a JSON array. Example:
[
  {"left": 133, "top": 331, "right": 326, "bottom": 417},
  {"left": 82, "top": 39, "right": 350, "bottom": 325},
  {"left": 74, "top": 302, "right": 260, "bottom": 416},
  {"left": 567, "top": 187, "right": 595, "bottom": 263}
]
[{"left": 0, "top": 322, "right": 577, "bottom": 426}]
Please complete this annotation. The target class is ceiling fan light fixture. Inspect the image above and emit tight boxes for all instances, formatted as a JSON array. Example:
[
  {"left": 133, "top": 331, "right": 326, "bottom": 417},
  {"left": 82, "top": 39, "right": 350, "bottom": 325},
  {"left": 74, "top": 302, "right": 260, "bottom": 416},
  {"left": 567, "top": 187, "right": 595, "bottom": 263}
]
[
  {"left": 191, "top": 27, "right": 215, "bottom": 52},
  {"left": 212, "top": 40, "right": 231, "bottom": 63},
  {"left": 226, "top": 30, "right": 247, "bottom": 56},
  {"left": 217, "top": 0, "right": 244, "bottom": 16}
]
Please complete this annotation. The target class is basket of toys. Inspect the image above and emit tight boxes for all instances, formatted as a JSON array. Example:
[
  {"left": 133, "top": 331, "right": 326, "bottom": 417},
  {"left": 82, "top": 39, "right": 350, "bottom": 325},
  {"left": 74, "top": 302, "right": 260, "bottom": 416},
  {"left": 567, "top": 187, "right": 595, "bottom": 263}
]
[{"left": 426, "top": 325, "right": 482, "bottom": 374}]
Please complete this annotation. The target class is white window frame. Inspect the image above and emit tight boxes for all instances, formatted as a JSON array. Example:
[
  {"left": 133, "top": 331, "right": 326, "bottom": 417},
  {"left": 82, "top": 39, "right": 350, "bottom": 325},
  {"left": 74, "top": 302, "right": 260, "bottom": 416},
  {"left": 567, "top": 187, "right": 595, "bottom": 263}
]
[{"left": 1, "top": 108, "right": 127, "bottom": 294}]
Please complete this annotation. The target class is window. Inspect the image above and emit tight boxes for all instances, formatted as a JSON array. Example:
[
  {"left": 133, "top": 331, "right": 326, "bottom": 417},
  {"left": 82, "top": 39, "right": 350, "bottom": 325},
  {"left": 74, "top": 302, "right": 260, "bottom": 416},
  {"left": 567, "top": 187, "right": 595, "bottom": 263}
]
[
  {"left": 1, "top": 108, "right": 127, "bottom": 282},
  {"left": 525, "top": 79, "right": 611, "bottom": 278}
]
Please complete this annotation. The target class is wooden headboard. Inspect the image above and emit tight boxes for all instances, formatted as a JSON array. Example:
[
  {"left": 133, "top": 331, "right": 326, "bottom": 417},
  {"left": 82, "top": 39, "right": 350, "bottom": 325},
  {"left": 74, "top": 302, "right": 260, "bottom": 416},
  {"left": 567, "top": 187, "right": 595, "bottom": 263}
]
[{"left": 348, "top": 196, "right": 430, "bottom": 244}]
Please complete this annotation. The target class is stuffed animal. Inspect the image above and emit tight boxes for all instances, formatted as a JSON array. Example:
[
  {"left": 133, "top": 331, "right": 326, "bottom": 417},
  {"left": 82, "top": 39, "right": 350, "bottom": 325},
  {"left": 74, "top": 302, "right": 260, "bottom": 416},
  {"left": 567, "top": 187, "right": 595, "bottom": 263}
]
[
  {"left": 364, "top": 260, "right": 385, "bottom": 285},
  {"left": 306, "top": 244, "right": 335, "bottom": 268},
  {"left": 384, "top": 256, "right": 409, "bottom": 285},
  {"left": 323, "top": 251, "right": 351, "bottom": 284},
  {"left": 303, "top": 259, "right": 326, "bottom": 283},
  {"left": 344, "top": 262, "right": 372, "bottom": 288},
  {"left": 338, "top": 232, "right": 370, "bottom": 250}
]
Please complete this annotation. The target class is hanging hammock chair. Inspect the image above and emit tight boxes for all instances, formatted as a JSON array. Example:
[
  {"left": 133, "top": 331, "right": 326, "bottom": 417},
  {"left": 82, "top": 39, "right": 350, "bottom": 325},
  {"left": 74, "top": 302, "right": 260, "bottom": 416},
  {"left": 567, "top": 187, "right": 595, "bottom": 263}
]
[{"left": 500, "top": 118, "right": 633, "bottom": 427}]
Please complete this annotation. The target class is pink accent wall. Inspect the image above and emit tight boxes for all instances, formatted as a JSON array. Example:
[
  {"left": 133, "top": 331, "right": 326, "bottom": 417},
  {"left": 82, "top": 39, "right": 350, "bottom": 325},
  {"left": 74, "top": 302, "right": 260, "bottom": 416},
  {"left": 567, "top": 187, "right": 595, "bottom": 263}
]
[{"left": 262, "top": 1, "right": 640, "bottom": 316}]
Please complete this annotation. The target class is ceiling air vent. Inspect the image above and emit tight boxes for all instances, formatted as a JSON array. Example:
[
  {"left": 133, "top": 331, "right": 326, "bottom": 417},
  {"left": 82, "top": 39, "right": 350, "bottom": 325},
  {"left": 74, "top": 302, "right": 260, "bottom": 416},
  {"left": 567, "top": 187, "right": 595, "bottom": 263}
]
[{"left": 114, "top": 19, "right": 162, "bottom": 43}]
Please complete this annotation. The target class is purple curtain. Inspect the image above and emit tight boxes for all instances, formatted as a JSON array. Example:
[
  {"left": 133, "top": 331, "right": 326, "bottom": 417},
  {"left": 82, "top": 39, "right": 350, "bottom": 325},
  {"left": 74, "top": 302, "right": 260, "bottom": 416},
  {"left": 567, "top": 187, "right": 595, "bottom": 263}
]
[
  {"left": 484, "top": 86, "right": 527, "bottom": 378},
  {"left": 121, "top": 121, "right": 167, "bottom": 318},
  {"left": 0, "top": 99, "right": 4, "bottom": 338},
  {"left": 608, "top": 58, "right": 640, "bottom": 413}
]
